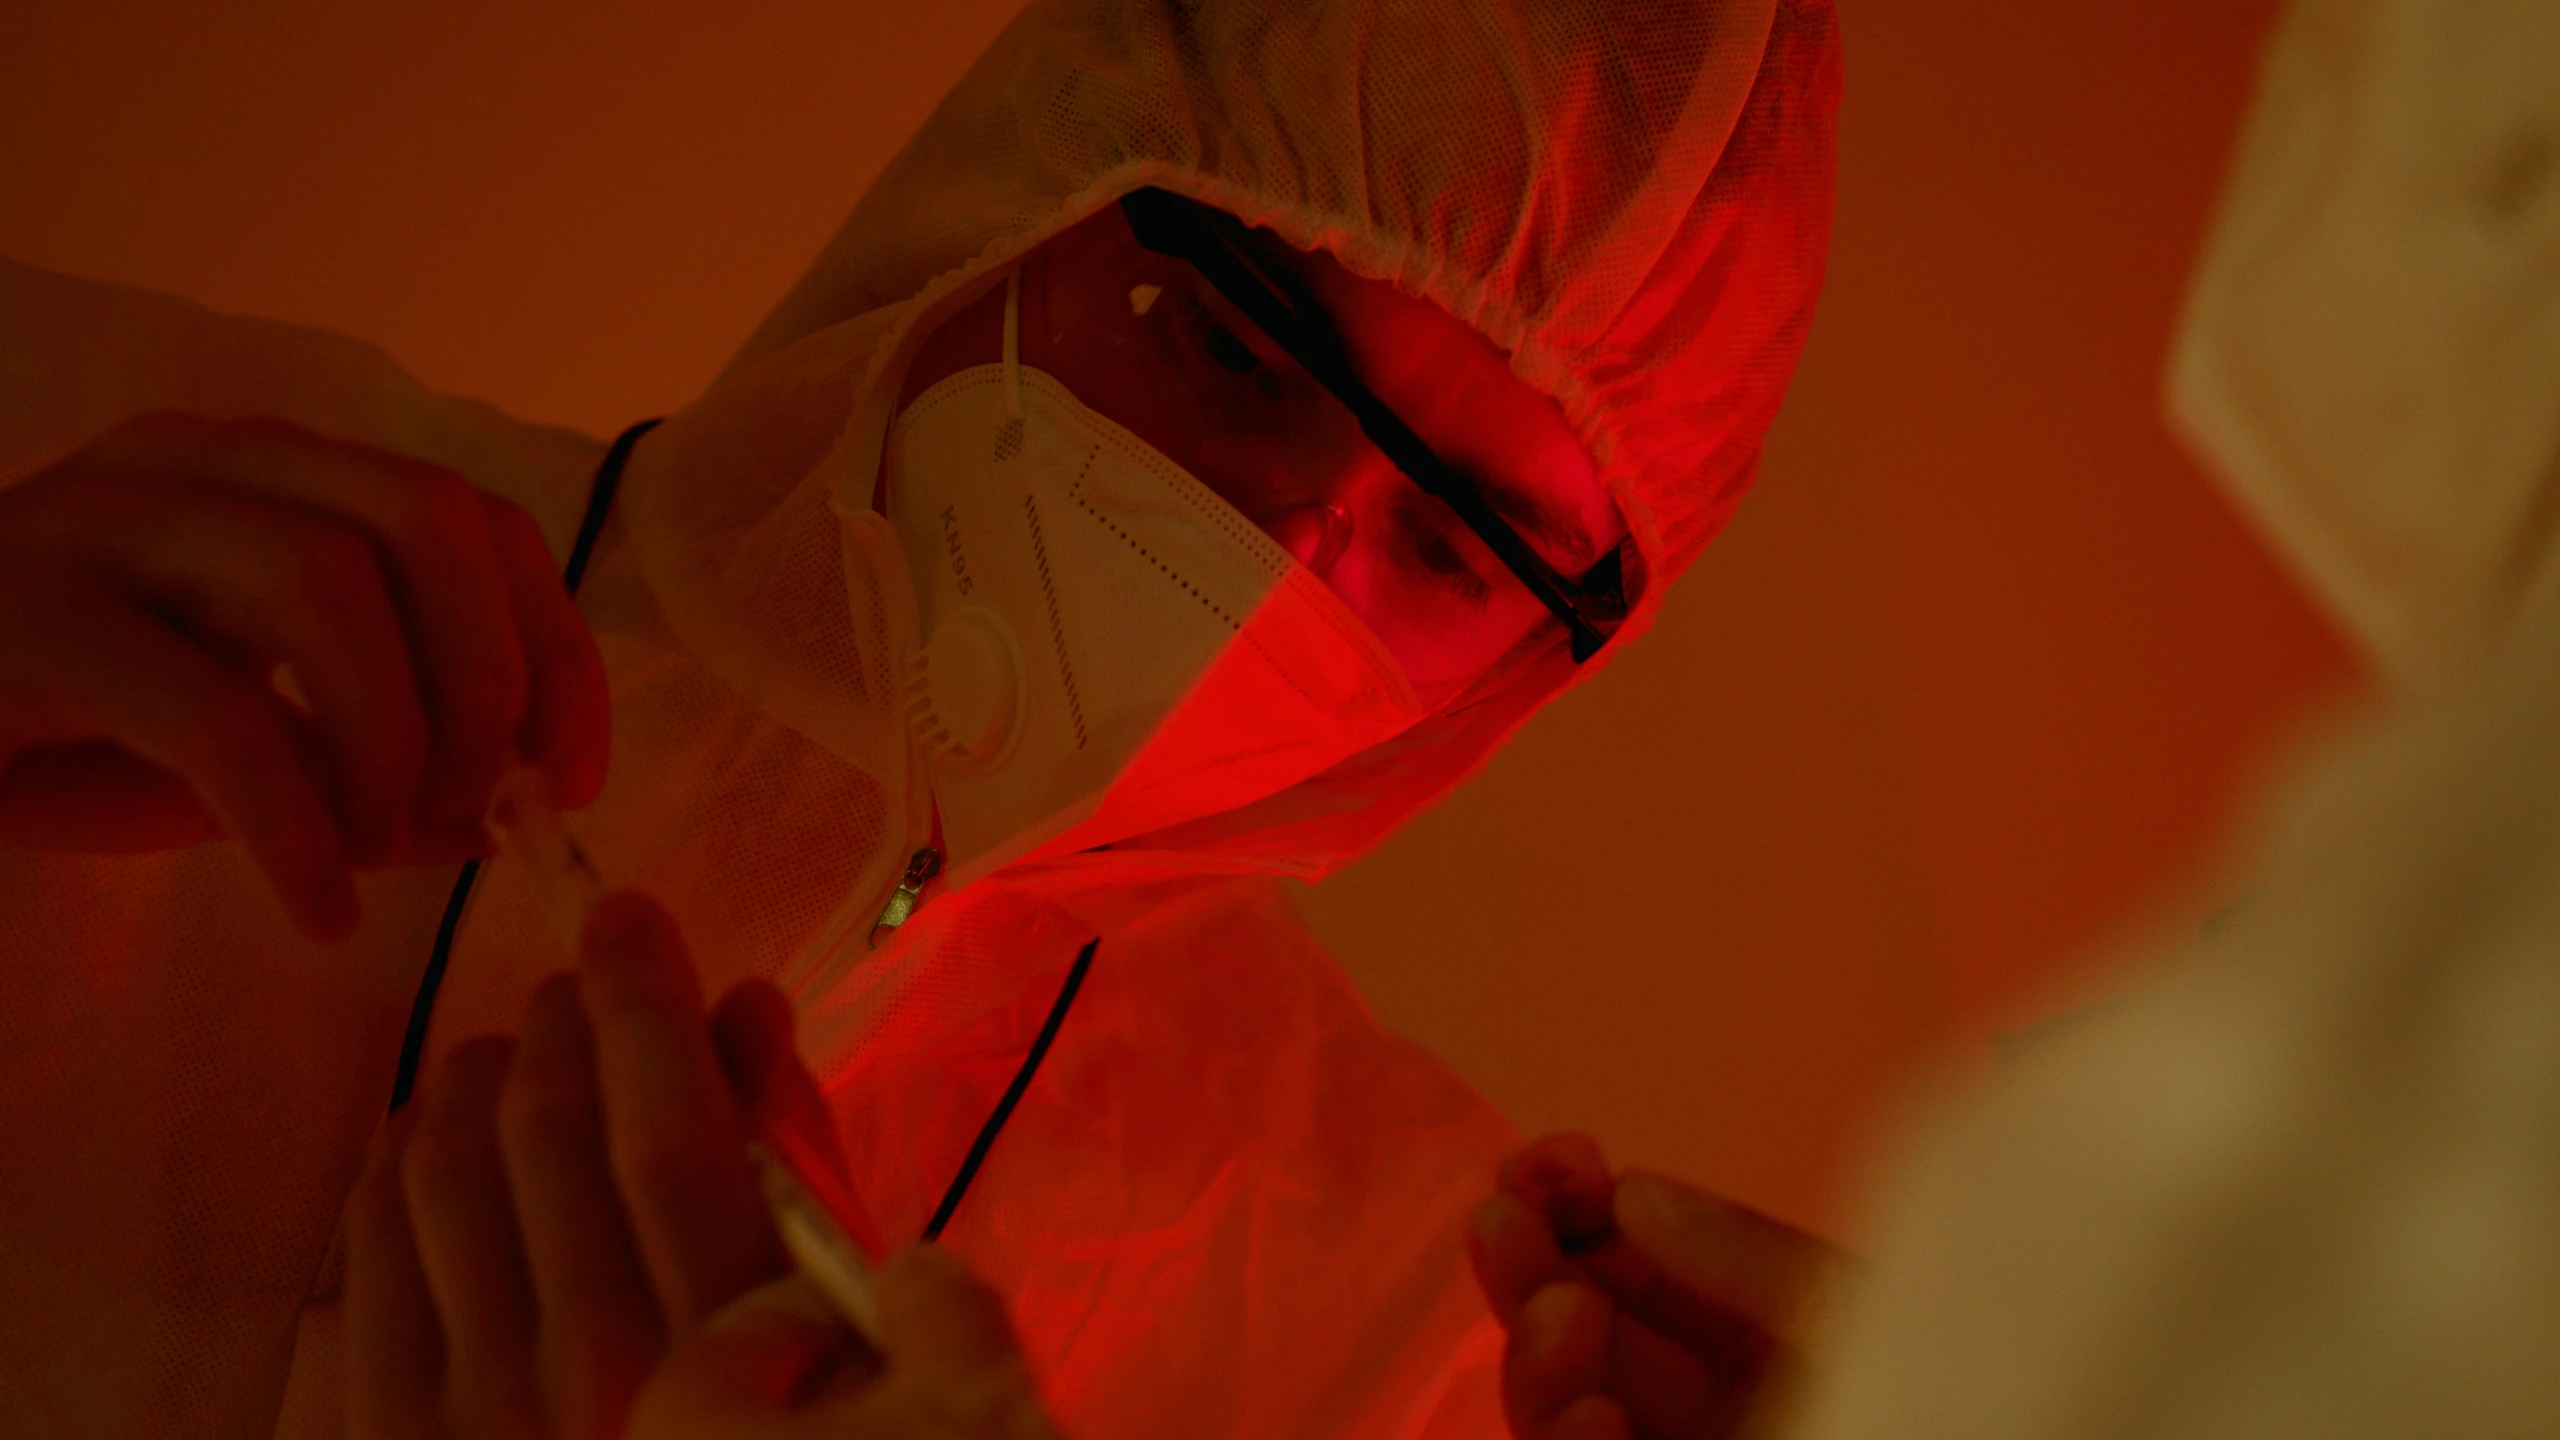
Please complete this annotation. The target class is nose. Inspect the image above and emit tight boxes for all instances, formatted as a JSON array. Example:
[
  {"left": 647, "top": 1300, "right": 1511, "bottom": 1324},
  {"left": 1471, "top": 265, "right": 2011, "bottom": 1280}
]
[{"left": 1263, "top": 503, "right": 1353, "bottom": 576}]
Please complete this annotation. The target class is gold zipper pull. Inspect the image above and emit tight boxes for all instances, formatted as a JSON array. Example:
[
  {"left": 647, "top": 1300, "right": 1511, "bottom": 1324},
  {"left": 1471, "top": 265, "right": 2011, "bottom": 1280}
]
[{"left": 869, "top": 847, "right": 944, "bottom": 949}]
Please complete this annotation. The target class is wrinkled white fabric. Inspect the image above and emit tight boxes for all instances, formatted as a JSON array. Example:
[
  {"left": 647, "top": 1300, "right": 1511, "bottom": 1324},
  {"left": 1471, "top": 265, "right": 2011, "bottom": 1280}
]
[
  {"left": 0, "top": 0, "right": 1839, "bottom": 1435},
  {"left": 1784, "top": 580, "right": 2560, "bottom": 1440},
  {"left": 1785, "top": 3, "right": 2560, "bottom": 1436},
  {"left": 2171, "top": 0, "right": 2560, "bottom": 686}
]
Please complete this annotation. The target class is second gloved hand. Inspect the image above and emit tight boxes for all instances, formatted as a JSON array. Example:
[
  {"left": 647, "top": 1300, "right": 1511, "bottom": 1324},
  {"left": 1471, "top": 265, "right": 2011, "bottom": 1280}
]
[
  {"left": 343, "top": 890, "right": 1056, "bottom": 1440},
  {"left": 1468, "top": 1134, "right": 1844, "bottom": 1440}
]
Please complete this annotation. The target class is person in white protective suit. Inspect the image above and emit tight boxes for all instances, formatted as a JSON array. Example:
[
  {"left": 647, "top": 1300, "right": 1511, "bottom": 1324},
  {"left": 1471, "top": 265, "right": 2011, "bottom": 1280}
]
[
  {"left": 0, "top": 0, "right": 1841, "bottom": 1435},
  {"left": 1456, "top": 1, "right": 2560, "bottom": 1437}
]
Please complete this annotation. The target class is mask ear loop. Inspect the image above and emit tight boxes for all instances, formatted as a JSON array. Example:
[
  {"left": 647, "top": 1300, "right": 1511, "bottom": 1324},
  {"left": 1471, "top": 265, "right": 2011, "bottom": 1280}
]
[{"left": 1001, "top": 269, "right": 1024, "bottom": 419}]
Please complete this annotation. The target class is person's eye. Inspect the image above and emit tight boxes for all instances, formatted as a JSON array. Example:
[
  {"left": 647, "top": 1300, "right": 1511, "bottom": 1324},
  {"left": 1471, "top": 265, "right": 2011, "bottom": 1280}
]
[
  {"left": 1404, "top": 515, "right": 1495, "bottom": 608},
  {"left": 1167, "top": 291, "right": 1284, "bottom": 399},
  {"left": 1203, "top": 322, "right": 1261, "bottom": 374}
]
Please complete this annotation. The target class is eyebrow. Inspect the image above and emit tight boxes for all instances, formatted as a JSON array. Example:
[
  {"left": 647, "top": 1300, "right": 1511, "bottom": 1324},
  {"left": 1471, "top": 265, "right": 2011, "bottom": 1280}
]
[{"left": 1464, "top": 464, "right": 1603, "bottom": 576}]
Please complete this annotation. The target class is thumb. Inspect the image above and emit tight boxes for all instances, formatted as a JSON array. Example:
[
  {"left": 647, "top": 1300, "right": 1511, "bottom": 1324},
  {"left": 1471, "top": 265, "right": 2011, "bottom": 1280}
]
[
  {"left": 1597, "top": 1171, "right": 1838, "bottom": 1352},
  {"left": 862, "top": 1246, "right": 1055, "bottom": 1438},
  {"left": 627, "top": 1276, "right": 874, "bottom": 1439},
  {"left": 877, "top": 1245, "right": 1030, "bottom": 1380}
]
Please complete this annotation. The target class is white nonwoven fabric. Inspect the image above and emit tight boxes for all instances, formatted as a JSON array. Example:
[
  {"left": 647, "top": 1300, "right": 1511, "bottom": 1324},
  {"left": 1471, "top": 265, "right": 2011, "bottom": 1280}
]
[
  {"left": 0, "top": 0, "right": 1840, "bottom": 1434},
  {"left": 1783, "top": 569, "right": 2560, "bottom": 1440},
  {"left": 1780, "top": 3, "right": 2560, "bottom": 1435},
  {"left": 2171, "top": 0, "right": 2560, "bottom": 687},
  {"left": 624, "top": 0, "right": 1843, "bottom": 872}
]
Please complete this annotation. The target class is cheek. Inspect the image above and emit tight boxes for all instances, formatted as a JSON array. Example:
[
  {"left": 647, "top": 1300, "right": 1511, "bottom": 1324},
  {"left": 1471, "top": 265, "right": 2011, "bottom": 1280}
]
[{"left": 1321, "top": 540, "right": 1551, "bottom": 703}]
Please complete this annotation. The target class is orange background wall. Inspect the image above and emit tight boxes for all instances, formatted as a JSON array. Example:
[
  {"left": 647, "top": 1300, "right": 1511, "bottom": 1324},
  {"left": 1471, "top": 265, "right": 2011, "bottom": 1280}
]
[{"left": 0, "top": 0, "right": 2362, "bottom": 1235}]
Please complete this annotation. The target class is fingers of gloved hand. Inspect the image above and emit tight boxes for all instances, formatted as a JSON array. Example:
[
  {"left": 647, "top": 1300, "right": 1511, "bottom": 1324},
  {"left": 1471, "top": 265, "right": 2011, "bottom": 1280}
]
[
  {"left": 1500, "top": 1132, "right": 1619, "bottom": 1252},
  {"left": 709, "top": 980, "right": 886, "bottom": 1255},
  {"left": 1607, "top": 1308, "right": 1748, "bottom": 1440},
  {"left": 632, "top": 1255, "right": 1050, "bottom": 1440},
  {"left": 345, "top": 1107, "right": 443, "bottom": 1440},
  {"left": 402, "top": 1035, "right": 541, "bottom": 1424},
  {"left": 1504, "top": 1280, "right": 1618, "bottom": 1440},
  {"left": 579, "top": 892, "right": 786, "bottom": 1331},
  {"left": 874, "top": 1245, "right": 1027, "bottom": 1381},
  {"left": 97, "top": 413, "right": 534, "bottom": 857},
  {"left": 474, "top": 490, "right": 610, "bottom": 812},
  {"left": 841, "top": 1246, "right": 1052, "bottom": 1440},
  {"left": 1584, "top": 1171, "right": 1833, "bottom": 1356},
  {"left": 0, "top": 590, "right": 356, "bottom": 936},
  {"left": 1469, "top": 1192, "right": 1576, "bottom": 1328},
  {"left": 626, "top": 1276, "right": 879, "bottom": 1440},
  {"left": 707, "top": 981, "right": 825, "bottom": 1145},
  {"left": 101, "top": 476, "right": 431, "bottom": 867},
  {"left": 497, "top": 972, "right": 666, "bottom": 1435}
]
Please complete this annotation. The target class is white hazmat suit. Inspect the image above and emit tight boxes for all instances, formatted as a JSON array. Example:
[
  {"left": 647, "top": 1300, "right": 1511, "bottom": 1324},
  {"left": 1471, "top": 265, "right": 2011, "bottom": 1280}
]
[{"left": 0, "top": 0, "right": 1841, "bottom": 1435}]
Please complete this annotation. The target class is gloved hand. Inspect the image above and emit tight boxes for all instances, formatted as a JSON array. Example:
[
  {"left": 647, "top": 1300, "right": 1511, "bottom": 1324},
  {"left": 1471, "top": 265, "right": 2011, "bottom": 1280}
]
[
  {"left": 0, "top": 411, "right": 609, "bottom": 938},
  {"left": 1468, "top": 1134, "right": 1842, "bottom": 1440},
  {"left": 345, "top": 890, "right": 1055, "bottom": 1440},
  {"left": 630, "top": 1257, "right": 1054, "bottom": 1440}
]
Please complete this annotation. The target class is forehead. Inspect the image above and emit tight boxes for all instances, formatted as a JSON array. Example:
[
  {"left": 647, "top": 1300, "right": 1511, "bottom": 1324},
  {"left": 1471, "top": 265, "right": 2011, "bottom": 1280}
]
[
  {"left": 1036, "top": 203, "right": 1623, "bottom": 570},
  {"left": 1273, "top": 238, "right": 1623, "bottom": 572}
]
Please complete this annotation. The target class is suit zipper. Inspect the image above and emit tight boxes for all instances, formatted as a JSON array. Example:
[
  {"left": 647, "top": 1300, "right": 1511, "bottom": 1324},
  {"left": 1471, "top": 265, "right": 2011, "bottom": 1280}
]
[{"left": 869, "top": 846, "right": 944, "bottom": 948}]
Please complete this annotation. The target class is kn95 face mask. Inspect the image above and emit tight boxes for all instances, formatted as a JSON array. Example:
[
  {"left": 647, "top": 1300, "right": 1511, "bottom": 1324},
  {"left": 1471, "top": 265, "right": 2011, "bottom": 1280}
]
[{"left": 884, "top": 273, "right": 1424, "bottom": 886}]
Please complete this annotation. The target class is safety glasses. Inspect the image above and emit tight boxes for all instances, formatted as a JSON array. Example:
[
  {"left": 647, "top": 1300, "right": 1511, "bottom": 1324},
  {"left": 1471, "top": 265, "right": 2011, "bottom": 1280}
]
[{"left": 1119, "top": 188, "right": 1627, "bottom": 663}]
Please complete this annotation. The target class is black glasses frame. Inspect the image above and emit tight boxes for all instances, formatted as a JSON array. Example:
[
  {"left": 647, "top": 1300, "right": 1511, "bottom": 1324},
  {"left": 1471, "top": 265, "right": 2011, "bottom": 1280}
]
[{"left": 1119, "top": 188, "right": 1625, "bottom": 663}]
